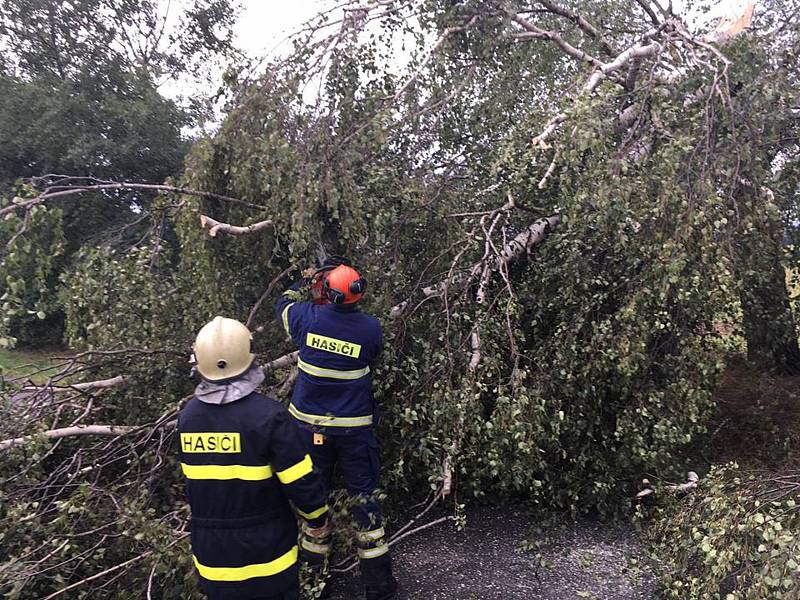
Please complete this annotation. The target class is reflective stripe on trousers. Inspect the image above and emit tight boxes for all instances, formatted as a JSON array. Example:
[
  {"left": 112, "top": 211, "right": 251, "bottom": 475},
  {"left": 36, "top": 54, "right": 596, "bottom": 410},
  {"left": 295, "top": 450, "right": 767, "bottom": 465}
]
[
  {"left": 357, "top": 526, "right": 389, "bottom": 560},
  {"left": 288, "top": 403, "right": 373, "bottom": 428}
]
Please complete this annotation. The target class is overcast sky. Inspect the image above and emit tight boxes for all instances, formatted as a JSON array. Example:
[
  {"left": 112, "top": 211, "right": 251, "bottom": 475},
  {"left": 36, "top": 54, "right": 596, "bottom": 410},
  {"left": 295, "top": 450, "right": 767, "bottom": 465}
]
[
  {"left": 233, "top": 1, "right": 329, "bottom": 59},
  {"left": 162, "top": 0, "right": 748, "bottom": 107},
  {"left": 230, "top": 0, "right": 748, "bottom": 58}
]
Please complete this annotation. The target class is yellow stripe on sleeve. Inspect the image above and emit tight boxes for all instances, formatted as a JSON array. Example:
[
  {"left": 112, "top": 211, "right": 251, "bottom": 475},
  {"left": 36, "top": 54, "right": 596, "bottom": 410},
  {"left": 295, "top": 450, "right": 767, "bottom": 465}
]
[
  {"left": 281, "top": 302, "right": 295, "bottom": 335},
  {"left": 297, "top": 504, "right": 329, "bottom": 520},
  {"left": 276, "top": 454, "right": 313, "bottom": 484}
]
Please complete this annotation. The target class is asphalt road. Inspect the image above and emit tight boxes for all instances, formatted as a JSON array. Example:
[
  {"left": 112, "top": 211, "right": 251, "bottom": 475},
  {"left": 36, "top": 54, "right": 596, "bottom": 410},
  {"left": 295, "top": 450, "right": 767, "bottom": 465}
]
[{"left": 326, "top": 506, "right": 658, "bottom": 600}]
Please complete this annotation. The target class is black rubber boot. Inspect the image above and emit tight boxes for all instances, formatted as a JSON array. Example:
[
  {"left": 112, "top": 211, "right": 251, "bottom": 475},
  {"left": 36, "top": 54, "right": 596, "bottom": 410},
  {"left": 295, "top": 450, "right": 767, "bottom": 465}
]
[{"left": 364, "top": 576, "right": 398, "bottom": 600}]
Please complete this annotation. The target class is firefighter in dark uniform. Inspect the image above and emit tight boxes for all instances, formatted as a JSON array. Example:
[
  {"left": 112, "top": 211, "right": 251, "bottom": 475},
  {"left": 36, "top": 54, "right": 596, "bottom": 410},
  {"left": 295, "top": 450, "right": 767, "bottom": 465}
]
[
  {"left": 178, "top": 316, "right": 330, "bottom": 600},
  {"left": 276, "top": 261, "right": 398, "bottom": 600}
]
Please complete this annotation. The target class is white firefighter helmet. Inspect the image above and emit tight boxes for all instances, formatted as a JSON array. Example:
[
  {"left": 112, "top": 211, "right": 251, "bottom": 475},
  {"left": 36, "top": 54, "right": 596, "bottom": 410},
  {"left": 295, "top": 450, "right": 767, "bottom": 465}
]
[{"left": 193, "top": 316, "right": 255, "bottom": 382}]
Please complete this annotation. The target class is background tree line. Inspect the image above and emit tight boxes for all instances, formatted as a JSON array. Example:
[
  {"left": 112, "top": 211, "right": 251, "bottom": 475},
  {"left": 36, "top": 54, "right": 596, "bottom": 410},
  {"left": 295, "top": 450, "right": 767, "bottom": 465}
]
[{"left": 0, "top": 0, "right": 237, "bottom": 346}]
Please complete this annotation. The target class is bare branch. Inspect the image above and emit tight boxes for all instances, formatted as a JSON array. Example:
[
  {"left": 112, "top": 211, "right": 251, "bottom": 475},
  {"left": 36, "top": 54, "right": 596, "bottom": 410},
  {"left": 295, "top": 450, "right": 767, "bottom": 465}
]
[
  {"left": 634, "top": 0, "right": 663, "bottom": 26},
  {"left": 535, "top": 0, "right": 618, "bottom": 57},
  {"left": 0, "top": 424, "right": 135, "bottom": 452},
  {"left": 40, "top": 534, "right": 188, "bottom": 600},
  {"left": 510, "top": 12, "right": 603, "bottom": 69},
  {"left": 199, "top": 214, "right": 274, "bottom": 238},
  {"left": 246, "top": 266, "right": 293, "bottom": 328},
  {"left": 1, "top": 177, "right": 267, "bottom": 219},
  {"left": 21, "top": 375, "right": 127, "bottom": 393},
  {"left": 391, "top": 15, "right": 479, "bottom": 103}
]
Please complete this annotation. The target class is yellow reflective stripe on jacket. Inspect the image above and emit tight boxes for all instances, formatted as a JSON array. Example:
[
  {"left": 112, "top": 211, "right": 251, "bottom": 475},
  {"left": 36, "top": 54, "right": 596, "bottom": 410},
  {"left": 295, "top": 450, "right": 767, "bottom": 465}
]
[
  {"left": 193, "top": 545, "right": 297, "bottom": 582},
  {"left": 297, "top": 504, "right": 329, "bottom": 520},
  {"left": 296, "top": 357, "right": 370, "bottom": 380},
  {"left": 288, "top": 403, "right": 373, "bottom": 428},
  {"left": 281, "top": 302, "right": 295, "bottom": 335},
  {"left": 357, "top": 545, "right": 389, "bottom": 559},
  {"left": 276, "top": 454, "right": 313, "bottom": 484},
  {"left": 283, "top": 289, "right": 303, "bottom": 301},
  {"left": 180, "top": 463, "right": 273, "bottom": 481}
]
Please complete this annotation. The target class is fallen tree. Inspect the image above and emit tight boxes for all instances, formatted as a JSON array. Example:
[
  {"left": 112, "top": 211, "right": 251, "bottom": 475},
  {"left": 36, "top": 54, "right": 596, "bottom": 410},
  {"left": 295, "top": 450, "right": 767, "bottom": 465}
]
[{"left": 1, "top": 0, "right": 798, "bottom": 598}]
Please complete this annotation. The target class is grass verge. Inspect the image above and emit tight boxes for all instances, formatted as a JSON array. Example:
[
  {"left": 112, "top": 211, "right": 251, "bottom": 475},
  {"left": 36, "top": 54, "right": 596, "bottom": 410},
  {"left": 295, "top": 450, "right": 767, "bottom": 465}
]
[{"left": 0, "top": 347, "right": 63, "bottom": 384}]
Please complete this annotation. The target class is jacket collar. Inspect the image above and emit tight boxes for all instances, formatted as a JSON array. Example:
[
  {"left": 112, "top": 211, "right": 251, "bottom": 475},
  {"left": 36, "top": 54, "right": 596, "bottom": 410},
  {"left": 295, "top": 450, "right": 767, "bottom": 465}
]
[
  {"left": 325, "top": 303, "right": 360, "bottom": 313},
  {"left": 194, "top": 364, "right": 265, "bottom": 405}
]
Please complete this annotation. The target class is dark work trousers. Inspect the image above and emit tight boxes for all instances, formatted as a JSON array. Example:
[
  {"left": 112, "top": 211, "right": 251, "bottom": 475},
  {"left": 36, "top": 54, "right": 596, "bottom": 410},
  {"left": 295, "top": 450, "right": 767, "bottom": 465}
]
[
  {"left": 250, "top": 577, "right": 299, "bottom": 600},
  {"left": 301, "top": 427, "right": 393, "bottom": 587}
]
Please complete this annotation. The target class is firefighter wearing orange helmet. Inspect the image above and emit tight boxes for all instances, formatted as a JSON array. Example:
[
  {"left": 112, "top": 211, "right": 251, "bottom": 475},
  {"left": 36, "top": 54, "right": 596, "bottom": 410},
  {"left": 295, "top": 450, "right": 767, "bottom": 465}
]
[{"left": 276, "top": 259, "right": 397, "bottom": 600}]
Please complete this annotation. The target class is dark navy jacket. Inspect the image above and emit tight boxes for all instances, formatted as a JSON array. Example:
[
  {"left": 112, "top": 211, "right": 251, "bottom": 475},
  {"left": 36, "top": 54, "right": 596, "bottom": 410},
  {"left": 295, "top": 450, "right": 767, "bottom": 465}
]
[
  {"left": 177, "top": 391, "right": 328, "bottom": 600},
  {"left": 275, "top": 280, "right": 383, "bottom": 435}
]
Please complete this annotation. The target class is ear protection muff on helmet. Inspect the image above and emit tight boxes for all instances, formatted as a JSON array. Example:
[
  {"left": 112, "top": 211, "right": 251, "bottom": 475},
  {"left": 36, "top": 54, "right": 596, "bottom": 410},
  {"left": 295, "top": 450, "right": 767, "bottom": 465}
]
[
  {"left": 322, "top": 267, "right": 367, "bottom": 304},
  {"left": 349, "top": 277, "right": 367, "bottom": 295},
  {"left": 323, "top": 277, "right": 346, "bottom": 305}
]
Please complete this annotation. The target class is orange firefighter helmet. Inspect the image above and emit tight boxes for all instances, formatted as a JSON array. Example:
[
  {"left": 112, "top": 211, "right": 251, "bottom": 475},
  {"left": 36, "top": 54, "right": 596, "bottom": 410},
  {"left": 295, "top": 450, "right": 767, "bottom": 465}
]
[{"left": 323, "top": 264, "right": 366, "bottom": 305}]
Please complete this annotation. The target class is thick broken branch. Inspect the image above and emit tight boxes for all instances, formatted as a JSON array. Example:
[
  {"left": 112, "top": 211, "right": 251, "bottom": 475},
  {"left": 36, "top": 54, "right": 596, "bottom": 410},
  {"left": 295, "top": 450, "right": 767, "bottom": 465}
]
[
  {"left": 495, "top": 215, "right": 561, "bottom": 268},
  {"left": 263, "top": 352, "right": 298, "bottom": 371},
  {"left": 0, "top": 424, "right": 135, "bottom": 451},
  {"left": 538, "top": 149, "right": 561, "bottom": 189},
  {"left": 531, "top": 41, "right": 661, "bottom": 148},
  {"left": 584, "top": 42, "right": 661, "bottom": 91},
  {"left": 200, "top": 214, "right": 274, "bottom": 237},
  {"left": 390, "top": 215, "right": 561, "bottom": 318}
]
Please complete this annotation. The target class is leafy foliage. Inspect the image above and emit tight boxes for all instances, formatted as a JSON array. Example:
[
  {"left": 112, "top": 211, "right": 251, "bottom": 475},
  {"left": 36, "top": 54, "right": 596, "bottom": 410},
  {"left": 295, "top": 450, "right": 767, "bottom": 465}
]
[
  {"left": 0, "top": 200, "right": 64, "bottom": 347},
  {"left": 644, "top": 465, "right": 800, "bottom": 599}
]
